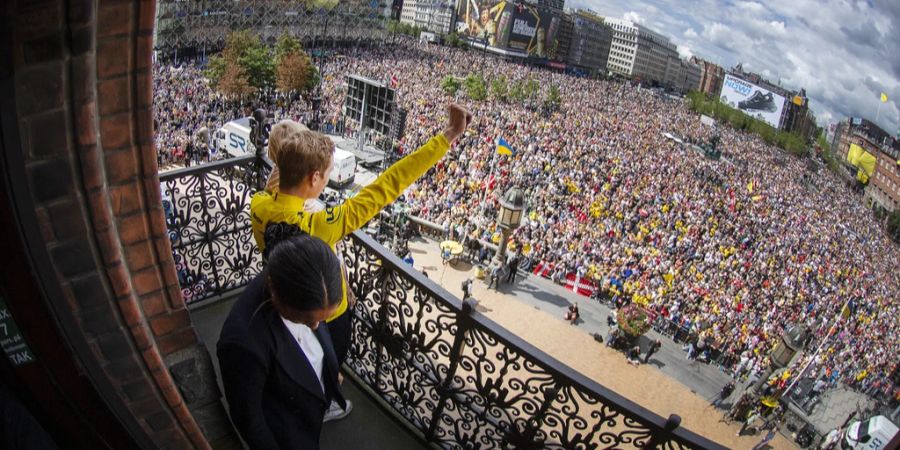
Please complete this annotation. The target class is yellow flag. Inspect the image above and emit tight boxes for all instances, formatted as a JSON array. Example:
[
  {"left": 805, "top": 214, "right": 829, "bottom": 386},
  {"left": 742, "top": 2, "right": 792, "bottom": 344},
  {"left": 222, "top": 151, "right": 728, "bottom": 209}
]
[{"left": 881, "top": 92, "right": 888, "bottom": 103}]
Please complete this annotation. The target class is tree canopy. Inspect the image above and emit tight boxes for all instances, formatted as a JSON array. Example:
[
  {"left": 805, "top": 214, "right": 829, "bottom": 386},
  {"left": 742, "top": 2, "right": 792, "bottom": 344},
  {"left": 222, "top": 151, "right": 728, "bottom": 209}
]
[{"left": 206, "top": 30, "right": 319, "bottom": 98}]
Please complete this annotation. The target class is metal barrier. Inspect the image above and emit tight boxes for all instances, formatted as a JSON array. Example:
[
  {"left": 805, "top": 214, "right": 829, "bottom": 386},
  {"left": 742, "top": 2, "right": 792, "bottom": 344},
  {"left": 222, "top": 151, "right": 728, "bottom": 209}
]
[{"left": 161, "top": 157, "right": 727, "bottom": 448}]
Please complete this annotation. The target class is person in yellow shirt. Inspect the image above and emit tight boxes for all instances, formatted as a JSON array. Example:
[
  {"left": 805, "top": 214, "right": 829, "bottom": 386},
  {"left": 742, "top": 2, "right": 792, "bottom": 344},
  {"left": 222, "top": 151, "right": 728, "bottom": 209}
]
[{"left": 250, "top": 103, "right": 472, "bottom": 419}]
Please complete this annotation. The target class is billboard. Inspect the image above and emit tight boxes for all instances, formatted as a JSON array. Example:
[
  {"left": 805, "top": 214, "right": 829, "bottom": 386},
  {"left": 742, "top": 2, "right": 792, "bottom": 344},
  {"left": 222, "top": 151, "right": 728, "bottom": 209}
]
[
  {"left": 719, "top": 74, "right": 786, "bottom": 129},
  {"left": 456, "top": 0, "right": 560, "bottom": 58}
]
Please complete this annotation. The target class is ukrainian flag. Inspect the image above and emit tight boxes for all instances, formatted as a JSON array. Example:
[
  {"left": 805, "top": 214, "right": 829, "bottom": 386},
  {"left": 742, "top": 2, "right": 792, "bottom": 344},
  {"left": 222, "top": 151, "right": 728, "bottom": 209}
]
[{"left": 497, "top": 138, "right": 515, "bottom": 156}]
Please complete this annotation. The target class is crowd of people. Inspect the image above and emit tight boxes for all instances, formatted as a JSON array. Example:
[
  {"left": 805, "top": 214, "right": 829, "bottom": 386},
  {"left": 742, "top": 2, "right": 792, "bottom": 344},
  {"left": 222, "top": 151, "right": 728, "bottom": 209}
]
[
  {"left": 153, "top": 39, "right": 899, "bottom": 404},
  {"left": 152, "top": 64, "right": 320, "bottom": 170}
]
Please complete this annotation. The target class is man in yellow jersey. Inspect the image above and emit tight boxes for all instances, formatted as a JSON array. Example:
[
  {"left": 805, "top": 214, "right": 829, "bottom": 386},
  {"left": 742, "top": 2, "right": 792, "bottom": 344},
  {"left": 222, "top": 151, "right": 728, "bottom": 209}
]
[{"left": 250, "top": 103, "right": 472, "bottom": 420}]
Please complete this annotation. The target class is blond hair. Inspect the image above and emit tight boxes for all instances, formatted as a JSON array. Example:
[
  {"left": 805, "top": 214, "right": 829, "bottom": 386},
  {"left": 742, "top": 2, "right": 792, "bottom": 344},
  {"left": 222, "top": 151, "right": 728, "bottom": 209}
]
[{"left": 267, "top": 120, "right": 332, "bottom": 189}]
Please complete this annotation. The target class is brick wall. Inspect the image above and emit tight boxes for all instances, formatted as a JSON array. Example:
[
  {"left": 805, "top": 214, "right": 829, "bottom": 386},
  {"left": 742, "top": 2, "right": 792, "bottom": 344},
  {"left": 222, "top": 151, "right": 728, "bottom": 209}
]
[{"left": 4, "top": 1, "right": 238, "bottom": 448}]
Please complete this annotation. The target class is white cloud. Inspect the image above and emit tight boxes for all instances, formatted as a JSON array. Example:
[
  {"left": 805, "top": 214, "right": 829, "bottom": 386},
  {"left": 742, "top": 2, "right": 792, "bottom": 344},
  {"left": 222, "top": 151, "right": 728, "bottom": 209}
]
[
  {"left": 623, "top": 11, "right": 645, "bottom": 24},
  {"left": 677, "top": 45, "right": 693, "bottom": 59},
  {"left": 573, "top": 0, "right": 900, "bottom": 132}
]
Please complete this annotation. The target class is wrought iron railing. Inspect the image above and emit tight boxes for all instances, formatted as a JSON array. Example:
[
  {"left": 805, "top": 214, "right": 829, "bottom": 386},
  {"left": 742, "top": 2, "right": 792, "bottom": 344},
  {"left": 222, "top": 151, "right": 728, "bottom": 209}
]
[
  {"left": 161, "top": 157, "right": 725, "bottom": 448},
  {"left": 342, "top": 232, "right": 726, "bottom": 450},
  {"left": 158, "top": 155, "right": 270, "bottom": 305}
]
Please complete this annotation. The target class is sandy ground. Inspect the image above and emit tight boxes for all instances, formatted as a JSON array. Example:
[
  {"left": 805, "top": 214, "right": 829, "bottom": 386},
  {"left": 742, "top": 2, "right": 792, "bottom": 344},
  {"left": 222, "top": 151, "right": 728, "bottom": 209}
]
[{"left": 411, "top": 238, "right": 797, "bottom": 450}]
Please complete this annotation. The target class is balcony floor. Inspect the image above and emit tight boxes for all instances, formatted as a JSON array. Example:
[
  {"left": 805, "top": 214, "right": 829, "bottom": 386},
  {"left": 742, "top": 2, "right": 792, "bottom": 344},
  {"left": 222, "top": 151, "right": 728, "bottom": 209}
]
[{"left": 190, "top": 296, "right": 426, "bottom": 450}]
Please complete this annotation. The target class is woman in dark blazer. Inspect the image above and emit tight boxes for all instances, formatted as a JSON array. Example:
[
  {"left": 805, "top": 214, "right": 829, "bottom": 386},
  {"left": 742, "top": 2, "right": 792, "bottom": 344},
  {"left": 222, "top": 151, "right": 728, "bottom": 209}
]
[{"left": 218, "top": 227, "right": 347, "bottom": 449}]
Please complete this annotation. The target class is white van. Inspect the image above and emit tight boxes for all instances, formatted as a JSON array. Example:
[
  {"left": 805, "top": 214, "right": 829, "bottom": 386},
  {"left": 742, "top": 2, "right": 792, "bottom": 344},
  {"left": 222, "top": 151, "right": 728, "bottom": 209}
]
[
  {"left": 214, "top": 118, "right": 253, "bottom": 158},
  {"left": 823, "top": 415, "right": 898, "bottom": 450},
  {"left": 329, "top": 148, "right": 356, "bottom": 188}
]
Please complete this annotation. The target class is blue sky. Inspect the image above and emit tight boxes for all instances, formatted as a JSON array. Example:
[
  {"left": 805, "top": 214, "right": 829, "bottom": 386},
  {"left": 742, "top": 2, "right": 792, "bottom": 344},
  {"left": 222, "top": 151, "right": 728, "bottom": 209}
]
[{"left": 569, "top": 0, "right": 900, "bottom": 135}]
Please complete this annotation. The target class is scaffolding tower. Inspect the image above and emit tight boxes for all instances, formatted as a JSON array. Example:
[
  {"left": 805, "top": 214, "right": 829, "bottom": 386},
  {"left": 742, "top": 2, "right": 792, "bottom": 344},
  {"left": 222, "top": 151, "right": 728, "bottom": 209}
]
[{"left": 154, "top": 0, "right": 390, "bottom": 57}]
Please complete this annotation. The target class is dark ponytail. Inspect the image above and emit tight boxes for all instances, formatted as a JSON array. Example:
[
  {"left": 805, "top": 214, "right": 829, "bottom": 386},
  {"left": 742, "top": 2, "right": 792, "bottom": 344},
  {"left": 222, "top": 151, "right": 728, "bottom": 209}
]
[{"left": 264, "top": 223, "right": 342, "bottom": 312}]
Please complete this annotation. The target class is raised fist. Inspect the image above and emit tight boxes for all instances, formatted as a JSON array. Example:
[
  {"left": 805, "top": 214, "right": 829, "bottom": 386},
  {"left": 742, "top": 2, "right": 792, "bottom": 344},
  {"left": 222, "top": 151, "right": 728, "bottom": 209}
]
[{"left": 443, "top": 103, "right": 473, "bottom": 143}]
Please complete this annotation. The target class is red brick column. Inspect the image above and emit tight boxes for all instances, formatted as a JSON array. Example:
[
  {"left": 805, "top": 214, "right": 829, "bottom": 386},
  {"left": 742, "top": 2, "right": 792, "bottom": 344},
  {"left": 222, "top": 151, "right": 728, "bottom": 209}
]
[{"left": 3, "top": 1, "right": 238, "bottom": 448}]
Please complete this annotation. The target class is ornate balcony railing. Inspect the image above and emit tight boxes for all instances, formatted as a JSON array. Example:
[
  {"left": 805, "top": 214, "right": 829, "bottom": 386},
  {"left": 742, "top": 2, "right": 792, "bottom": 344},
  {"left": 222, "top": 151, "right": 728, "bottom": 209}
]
[
  {"left": 158, "top": 155, "right": 270, "bottom": 305},
  {"left": 161, "top": 157, "right": 726, "bottom": 449}
]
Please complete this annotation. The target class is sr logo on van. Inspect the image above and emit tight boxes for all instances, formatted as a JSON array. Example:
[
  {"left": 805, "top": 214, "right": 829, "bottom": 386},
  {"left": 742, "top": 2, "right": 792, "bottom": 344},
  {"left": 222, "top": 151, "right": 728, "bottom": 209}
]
[{"left": 228, "top": 133, "right": 247, "bottom": 152}]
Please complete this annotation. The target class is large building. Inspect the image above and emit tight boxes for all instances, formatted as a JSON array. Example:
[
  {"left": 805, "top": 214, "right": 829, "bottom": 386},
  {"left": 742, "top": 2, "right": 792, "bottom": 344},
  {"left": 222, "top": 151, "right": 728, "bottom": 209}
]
[
  {"left": 868, "top": 142, "right": 900, "bottom": 212},
  {"left": 154, "top": 0, "right": 388, "bottom": 56},
  {"left": 565, "top": 10, "right": 612, "bottom": 75},
  {"left": 533, "top": 0, "right": 565, "bottom": 14},
  {"left": 604, "top": 18, "right": 685, "bottom": 89},
  {"left": 692, "top": 57, "right": 725, "bottom": 96},
  {"left": 672, "top": 59, "right": 702, "bottom": 93},
  {"left": 833, "top": 118, "right": 900, "bottom": 211},
  {"left": 399, "top": 0, "right": 455, "bottom": 34},
  {"left": 604, "top": 18, "right": 638, "bottom": 76},
  {"left": 633, "top": 26, "right": 678, "bottom": 85}
]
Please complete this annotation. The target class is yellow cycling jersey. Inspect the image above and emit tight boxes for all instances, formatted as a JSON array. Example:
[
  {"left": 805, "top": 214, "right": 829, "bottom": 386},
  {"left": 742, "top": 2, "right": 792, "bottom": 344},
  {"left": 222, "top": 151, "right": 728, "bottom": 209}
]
[{"left": 250, "top": 133, "right": 451, "bottom": 321}]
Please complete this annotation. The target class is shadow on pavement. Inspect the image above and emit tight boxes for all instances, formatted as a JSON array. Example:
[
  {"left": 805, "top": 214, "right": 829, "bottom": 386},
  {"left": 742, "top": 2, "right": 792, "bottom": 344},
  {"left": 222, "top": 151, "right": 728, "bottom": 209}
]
[
  {"left": 647, "top": 359, "right": 666, "bottom": 369},
  {"left": 501, "top": 281, "right": 570, "bottom": 307}
]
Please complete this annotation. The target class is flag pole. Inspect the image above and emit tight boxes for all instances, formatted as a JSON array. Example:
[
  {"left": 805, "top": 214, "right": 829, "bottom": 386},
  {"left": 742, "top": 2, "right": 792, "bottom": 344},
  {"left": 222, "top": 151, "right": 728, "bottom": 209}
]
[
  {"left": 876, "top": 101, "right": 882, "bottom": 124},
  {"left": 481, "top": 146, "right": 496, "bottom": 211},
  {"left": 783, "top": 299, "right": 849, "bottom": 398}
]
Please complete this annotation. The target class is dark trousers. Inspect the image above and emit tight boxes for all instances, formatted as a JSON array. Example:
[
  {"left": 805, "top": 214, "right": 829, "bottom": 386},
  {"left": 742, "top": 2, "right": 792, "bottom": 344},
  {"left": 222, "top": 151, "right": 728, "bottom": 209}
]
[
  {"left": 328, "top": 310, "right": 353, "bottom": 365},
  {"left": 506, "top": 268, "right": 518, "bottom": 283}
]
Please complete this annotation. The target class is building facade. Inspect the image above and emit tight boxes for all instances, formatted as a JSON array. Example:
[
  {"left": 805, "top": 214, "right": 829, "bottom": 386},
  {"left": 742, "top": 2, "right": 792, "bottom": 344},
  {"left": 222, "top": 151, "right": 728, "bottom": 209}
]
[
  {"left": 833, "top": 117, "right": 900, "bottom": 211},
  {"left": 633, "top": 25, "right": 678, "bottom": 85},
  {"left": 399, "top": 0, "right": 455, "bottom": 34},
  {"left": 566, "top": 11, "right": 612, "bottom": 75},
  {"left": 867, "top": 147, "right": 900, "bottom": 212},
  {"left": 676, "top": 59, "right": 702, "bottom": 93},
  {"left": 154, "top": 0, "right": 388, "bottom": 55},
  {"left": 692, "top": 57, "right": 725, "bottom": 96},
  {"left": 833, "top": 118, "right": 892, "bottom": 165},
  {"left": 604, "top": 18, "right": 638, "bottom": 76},
  {"left": 604, "top": 18, "right": 683, "bottom": 89},
  {"left": 555, "top": 12, "right": 574, "bottom": 64},
  {"left": 533, "top": 0, "right": 565, "bottom": 14}
]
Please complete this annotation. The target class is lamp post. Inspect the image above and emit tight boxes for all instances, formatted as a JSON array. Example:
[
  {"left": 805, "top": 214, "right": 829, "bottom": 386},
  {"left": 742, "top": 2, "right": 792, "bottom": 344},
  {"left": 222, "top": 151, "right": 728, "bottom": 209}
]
[
  {"left": 492, "top": 187, "right": 525, "bottom": 266},
  {"left": 745, "top": 324, "right": 808, "bottom": 402},
  {"left": 480, "top": 29, "right": 490, "bottom": 71}
]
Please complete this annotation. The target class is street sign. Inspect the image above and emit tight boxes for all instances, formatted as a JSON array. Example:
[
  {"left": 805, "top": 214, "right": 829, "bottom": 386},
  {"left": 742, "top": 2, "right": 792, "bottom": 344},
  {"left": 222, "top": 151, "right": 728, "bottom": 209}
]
[{"left": 0, "top": 295, "right": 36, "bottom": 367}]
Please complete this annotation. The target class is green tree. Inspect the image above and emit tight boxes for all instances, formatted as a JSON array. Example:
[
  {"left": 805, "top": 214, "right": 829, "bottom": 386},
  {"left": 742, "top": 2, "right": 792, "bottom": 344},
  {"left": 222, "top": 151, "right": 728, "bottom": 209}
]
[
  {"left": 524, "top": 78, "right": 540, "bottom": 101},
  {"left": 217, "top": 61, "right": 256, "bottom": 100},
  {"left": 276, "top": 51, "right": 311, "bottom": 94},
  {"left": 490, "top": 75, "right": 508, "bottom": 101},
  {"left": 509, "top": 79, "right": 526, "bottom": 103},
  {"left": 685, "top": 90, "right": 811, "bottom": 156},
  {"left": 464, "top": 73, "right": 487, "bottom": 101},
  {"left": 221, "top": 29, "right": 260, "bottom": 62},
  {"left": 206, "top": 30, "right": 275, "bottom": 94},
  {"left": 441, "top": 75, "right": 461, "bottom": 97},
  {"left": 239, "top": 45, "right": 275, "bottom": 90},
  {"left": 545, "top": 84, "right": 561, "bottom": 110},
  {"left": 275, "top": 33, "right": 302, "bottom": 63},
  {"left": 204, "top": 54, "right": 228, "bottom": 89}
]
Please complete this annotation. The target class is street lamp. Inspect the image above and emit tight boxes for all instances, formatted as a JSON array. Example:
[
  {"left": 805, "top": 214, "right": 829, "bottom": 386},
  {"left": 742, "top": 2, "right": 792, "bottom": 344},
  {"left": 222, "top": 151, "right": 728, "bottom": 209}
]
[
  {"left": 480, "top": 29, "right": 490, "bottom": 70},
  {"left": 748, "top": 324, "right": 808, "bottom": 398},
  {"left": 492, "top": 187, "right": 525, "bottom": 266}
]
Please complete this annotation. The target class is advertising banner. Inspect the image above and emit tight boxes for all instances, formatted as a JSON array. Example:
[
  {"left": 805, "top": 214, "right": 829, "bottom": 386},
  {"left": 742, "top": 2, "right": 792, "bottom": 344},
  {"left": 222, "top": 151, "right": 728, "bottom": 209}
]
[
  {"left": 719, "top": 74, "right": 786, "bottom": 129},
  {"left": 456, "top": 0, "right": 560, "bottom": 58},
  {"left": 506, "top": 3, "right": 560, "bottom": 58},
  {"left": 456, "top": 0, "right": 510, "bottom": 47}
]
